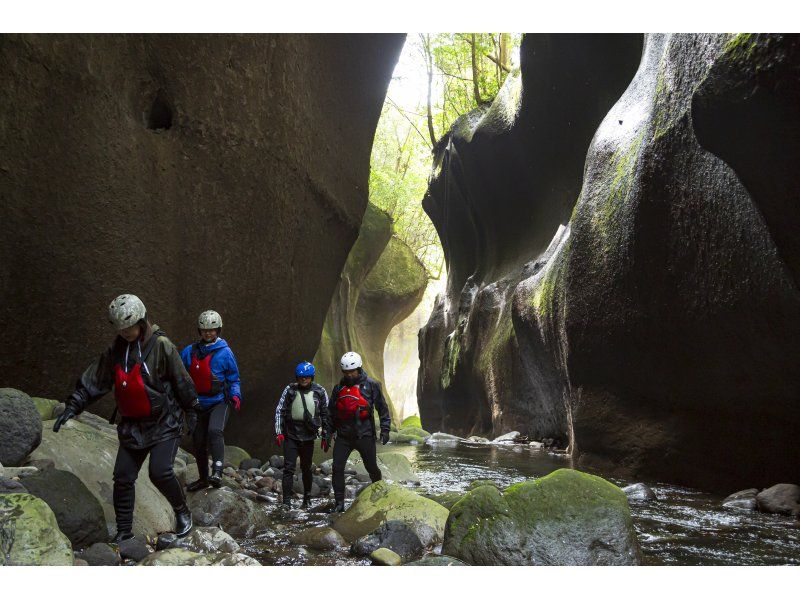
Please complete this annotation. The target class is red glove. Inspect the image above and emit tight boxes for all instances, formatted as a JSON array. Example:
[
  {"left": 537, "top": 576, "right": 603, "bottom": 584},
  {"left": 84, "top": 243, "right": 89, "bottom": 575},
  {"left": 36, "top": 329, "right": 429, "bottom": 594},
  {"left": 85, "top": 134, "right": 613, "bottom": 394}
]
[
  {"left": 321, "top": 438, "right": 329, "bottom": 452},
  {"left": 276, "top": 434, "right": 284, "bottom": 447},
  {"left": 230, "top": 396, "right": 241, "bottom": 411}
]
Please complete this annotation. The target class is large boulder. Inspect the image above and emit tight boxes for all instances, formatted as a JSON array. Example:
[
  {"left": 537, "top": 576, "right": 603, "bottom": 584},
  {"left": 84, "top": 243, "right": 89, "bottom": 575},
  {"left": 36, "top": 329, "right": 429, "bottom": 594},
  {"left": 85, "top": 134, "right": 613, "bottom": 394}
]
[
  {"left": 0, "top": 34, "right": 405, "bottom": 459},
  {"left": 332, "top": 480, "right": 449, "bottom": 544},
  {"left": 442, "top": 469, "right": 642, "bottom": 565},
  {"left": 29, "top": 418, "right": 174, "bottom": 537},
  {"left": 138, "top": 547, "right": 261, "bottom": 566},
  {"left": 405, "top": 555, "right": 467, "bottom": 566},
  {"left": 0, "top": 388, "right": 43, "bottom": 466},
  {"left": 187, "top": 486, "right": 270, "bottom": 538},
  {"left": 17, "top": 468, "right": 107, "bottom": 548},
  {"left": 0, "top": 493, "right": 73, "bottom": 565},
  {"left": 756, "top": 484, "right": 800, "bottom": 516}
]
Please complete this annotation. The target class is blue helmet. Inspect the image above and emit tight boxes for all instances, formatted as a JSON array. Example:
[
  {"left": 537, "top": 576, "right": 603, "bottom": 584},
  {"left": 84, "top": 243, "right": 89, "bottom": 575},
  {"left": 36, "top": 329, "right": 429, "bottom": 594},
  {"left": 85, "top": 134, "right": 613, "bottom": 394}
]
[{"left": 295, "top": 361, "right": 315, "bottom": 378}]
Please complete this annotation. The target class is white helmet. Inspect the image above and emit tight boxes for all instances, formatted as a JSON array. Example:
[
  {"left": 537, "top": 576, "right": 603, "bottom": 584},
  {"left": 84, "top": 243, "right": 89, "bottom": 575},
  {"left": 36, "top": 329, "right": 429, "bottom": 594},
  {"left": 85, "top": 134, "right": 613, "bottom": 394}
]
[
  {"left": 198, "top": 310, "right": 223, "bottom": 330},
  {"left": 108, "top": 294, "right": 146, "bottom": 330},
  {"left": 340, "top": 351, "right": 363, "bottom": 371}
]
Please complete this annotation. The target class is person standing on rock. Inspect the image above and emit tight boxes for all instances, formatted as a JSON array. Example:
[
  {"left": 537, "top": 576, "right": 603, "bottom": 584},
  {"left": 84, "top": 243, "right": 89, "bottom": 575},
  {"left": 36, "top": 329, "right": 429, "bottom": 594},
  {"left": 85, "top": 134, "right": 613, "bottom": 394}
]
[
  {"left": 274, "top": 361, "right": 332, "bottom": 508},
  {"left": 329, "top": 351, "right": 391, "bottom": 513},
  {"left": 181, "top": 310, "right": 242, "bottom": 490},
  {"left": 52, "top": 294, "right": 202, "bottom": 542}
]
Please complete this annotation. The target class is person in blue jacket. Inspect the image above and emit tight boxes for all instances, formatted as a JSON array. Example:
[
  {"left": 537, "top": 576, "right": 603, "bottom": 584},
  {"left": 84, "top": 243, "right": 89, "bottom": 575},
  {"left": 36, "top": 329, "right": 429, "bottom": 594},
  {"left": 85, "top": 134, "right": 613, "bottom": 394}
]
[{"left": 182, "top": 310, "right": 242, "bottom": 490}]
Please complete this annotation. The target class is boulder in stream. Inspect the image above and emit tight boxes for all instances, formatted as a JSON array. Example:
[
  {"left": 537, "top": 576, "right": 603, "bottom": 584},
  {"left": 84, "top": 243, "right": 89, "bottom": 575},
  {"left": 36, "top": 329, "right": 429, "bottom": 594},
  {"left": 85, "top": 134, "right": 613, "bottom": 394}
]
[
  {"left": 756, "top": 484, "right": 800, "bottom": 516},
  {"left": 442, "top": 469, "right": 642, "bottom": 565},
  {"left": 139, "top": 547, "right": 261, "bottom": 566},
  {"left": 722, "top": 488, "right": 759, "bottom": 511},
  {"left": 622, "top": 482, "right": 657, "bottom": 502},
  {"left": 187, "top": 486, "right": 270, "bottom": 537},
  {"left": 369, "top": 547, "right": 402, "bottom": 566},
  {"left": 350, "top": 520, "right": 425, "bottom": 563},
  {"left": 332, "top": 480, "right": 449, "bottom": 545},
  {"left": 291, "top": 526, "right": 348, "bottom": 551}
]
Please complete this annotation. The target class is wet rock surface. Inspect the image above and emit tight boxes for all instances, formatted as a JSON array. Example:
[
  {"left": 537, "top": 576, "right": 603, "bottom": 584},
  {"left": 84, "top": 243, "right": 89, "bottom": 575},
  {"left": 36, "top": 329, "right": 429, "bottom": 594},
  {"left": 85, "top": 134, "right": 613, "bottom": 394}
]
[
  {"left": 0, "top": 389, "right": 43, "bottom": 466},
  {"left": 442, "top": 469, "right": 642, "bottom": 565},
  {"left": 0, "top": 34, "right": 405, "bottom": 457}
]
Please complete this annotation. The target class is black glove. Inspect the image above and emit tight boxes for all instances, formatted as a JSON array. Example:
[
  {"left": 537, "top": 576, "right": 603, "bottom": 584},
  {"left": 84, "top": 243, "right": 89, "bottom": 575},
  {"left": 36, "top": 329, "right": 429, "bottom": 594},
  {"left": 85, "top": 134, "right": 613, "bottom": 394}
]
[
  {"left": 185, "top": 411, "right": 198, "bottom": 436},
  {"left": 380, "top": 429, "right": 390, "bottom": 445},
  {"left": 53, "top": 405, "right": 77, "bottom": 433}
]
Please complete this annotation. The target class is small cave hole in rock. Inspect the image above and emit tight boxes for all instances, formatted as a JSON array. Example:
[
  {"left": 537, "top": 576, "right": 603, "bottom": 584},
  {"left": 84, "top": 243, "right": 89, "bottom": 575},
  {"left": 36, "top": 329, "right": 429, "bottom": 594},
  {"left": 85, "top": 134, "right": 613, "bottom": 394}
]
[{"left": 147, "top": 93, "right": 173, "bottom": 131}]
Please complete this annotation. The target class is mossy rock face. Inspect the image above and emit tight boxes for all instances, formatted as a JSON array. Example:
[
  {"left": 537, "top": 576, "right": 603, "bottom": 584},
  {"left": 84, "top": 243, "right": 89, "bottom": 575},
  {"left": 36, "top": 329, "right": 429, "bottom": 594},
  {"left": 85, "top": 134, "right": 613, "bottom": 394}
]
[
  {"left": 332, "top": 481, "right": 449, "bottom": 544},
  {"left": 427, "top": 491, "right": 464, "bottom": 511},
  {"left": 398, "top": 426, "right": 431, "bottom": 439},
  {"left": 30, "top": 397, "right": 60, "bottom": 421},
  {"left": 0, "top": 493, "right": 74, "bottom": 565},
  {"left": 291, "top": 526, "right": 347, "bottom": 550},
  {"left": 400, "top": 415, "right": 422, "bottom": 428},
  {"left": 223, "top": 446, "right": 251, "bottom": 469},
  {"left": 442, "top": 469, "right": 642, "bottom": 565}
]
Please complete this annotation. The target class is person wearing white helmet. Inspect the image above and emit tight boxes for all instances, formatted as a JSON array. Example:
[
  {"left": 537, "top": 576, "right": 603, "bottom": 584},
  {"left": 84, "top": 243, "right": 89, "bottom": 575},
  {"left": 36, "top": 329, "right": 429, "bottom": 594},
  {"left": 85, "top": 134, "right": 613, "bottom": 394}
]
[
  {"left": 328, "top": 351, "right": 391, "bottom": 513},
  {"left": 181, "top": 309, "right": 243, "bottom": 490},
  {"left": 52, "top": 294, "right": 202, "bottom": 542}
]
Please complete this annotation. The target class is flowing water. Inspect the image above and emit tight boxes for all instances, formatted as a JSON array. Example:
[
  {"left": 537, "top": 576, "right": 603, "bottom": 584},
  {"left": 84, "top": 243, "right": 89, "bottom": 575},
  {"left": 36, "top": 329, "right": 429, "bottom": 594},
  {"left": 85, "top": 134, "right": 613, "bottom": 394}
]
[{"left": 239, "top": 442, "right": 800, "bottom": 566}]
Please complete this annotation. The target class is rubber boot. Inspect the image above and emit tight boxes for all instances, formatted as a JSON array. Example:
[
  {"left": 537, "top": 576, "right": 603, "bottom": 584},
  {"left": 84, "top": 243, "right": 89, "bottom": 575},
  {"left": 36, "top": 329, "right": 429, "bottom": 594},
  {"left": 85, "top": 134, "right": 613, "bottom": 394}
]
[
  {"left": 332, "top": 501, "right": 345, "bottom": 513},
  {"left": 112, "top": 530, "right": 134, "bottom": 543},
  {"left": 301, "top": 494, "right": 311, "bottom": 509},
  {"left": 175, "top": 505, "right": 193, "bottom": 537},
  {"left": 209, "top": 461, "right": 223, "bottom": 488},
  {"left": 186, "top": 478, "right": 210, "bottom": 492},
  {"left": 281, "top": 495, "right": 292, "bottom": 508}
]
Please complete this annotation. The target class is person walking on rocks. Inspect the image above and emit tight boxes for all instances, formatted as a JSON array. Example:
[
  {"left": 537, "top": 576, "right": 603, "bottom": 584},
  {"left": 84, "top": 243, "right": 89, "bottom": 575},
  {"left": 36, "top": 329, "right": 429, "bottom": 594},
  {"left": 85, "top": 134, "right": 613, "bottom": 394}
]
[
  {"left": 52, "top": 294, "right": 202, "bottom": 541},
  {"left": 182, "top": 310, "right": 243, "bottom": 490},
  {"left": 329, "top": 351, "right": 391, "bottom": 513},
  {"left": 274, "top": 361, "right": 332, "bottom": 508}
]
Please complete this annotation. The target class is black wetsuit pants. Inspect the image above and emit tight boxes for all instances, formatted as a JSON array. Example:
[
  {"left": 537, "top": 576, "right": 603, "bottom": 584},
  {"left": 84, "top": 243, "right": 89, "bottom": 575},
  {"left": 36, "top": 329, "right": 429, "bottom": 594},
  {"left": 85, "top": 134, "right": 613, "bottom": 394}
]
[
  {"left": 282, "top": 436, "right": 315, "bottom": 497},
  {"left": 112, "top": 437, "right": 185, "bottom": 534},
  {"left": 193, "top": 401, "right": 230, "bottom": 479},
  {"left": 332, "top": 435, "right": 382, "bottom": 503}
]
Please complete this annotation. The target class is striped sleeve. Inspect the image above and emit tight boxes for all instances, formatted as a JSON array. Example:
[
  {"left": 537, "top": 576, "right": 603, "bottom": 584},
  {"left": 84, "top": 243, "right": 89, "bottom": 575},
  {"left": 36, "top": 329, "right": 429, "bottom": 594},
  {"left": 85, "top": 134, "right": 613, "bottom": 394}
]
[{"left": 275, "top": 385, "right": 290, "bottom": 436}]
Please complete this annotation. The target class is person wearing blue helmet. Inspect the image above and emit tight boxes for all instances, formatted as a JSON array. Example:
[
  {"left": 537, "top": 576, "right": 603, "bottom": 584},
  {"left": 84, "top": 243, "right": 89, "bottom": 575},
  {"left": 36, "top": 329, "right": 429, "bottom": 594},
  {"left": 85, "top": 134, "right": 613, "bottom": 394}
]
[
  {"left": 274, "top": 361, "right": 331, "bottom": 508},
  {"left": 181, "top": 310, "right": 242, "bottom": 490}
]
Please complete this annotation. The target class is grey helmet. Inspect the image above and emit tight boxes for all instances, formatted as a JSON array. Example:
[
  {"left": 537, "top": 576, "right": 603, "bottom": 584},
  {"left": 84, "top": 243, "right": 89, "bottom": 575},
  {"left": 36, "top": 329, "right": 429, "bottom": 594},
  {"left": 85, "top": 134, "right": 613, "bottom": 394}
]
[
  {"left": 340, "top": 351, "right": 363, "bottom": 370},
  {"left": 108, "top": 294, "right": 146, "bottom": 330},
  {"left": 198, "top": 310, "right": 223, "bottom": 330}
]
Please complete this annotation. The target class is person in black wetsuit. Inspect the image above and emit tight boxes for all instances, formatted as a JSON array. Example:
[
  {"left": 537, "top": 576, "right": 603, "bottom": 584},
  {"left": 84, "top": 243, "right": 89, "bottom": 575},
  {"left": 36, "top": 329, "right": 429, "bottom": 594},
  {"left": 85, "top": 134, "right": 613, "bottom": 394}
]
[
  {"left": 329, "top": 351, "right": 391, "bottom": 513},
  {"left": 274, "top": 361, "right": 332, "bottom": 508},
  {"left": 52, "top": 294, "right": 202, "bottom": 542}
]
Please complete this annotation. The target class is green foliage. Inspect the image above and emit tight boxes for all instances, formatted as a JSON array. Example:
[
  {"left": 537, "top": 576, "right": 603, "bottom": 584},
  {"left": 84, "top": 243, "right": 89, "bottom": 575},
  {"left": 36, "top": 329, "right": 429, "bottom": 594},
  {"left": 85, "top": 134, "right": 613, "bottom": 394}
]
[{"left": 369, "top": 34, "right": 523, "bottom": 279}]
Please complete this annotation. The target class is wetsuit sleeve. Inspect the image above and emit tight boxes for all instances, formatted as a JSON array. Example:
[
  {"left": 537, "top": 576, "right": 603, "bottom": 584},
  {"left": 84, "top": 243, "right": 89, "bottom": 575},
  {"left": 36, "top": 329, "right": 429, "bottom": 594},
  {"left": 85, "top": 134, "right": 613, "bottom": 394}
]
[
  {"left": 180, "top": 345, "right": 192, "bottom": 370},
  {"left": 162, "top": 338, "right": 199, "bottom": 410},
  {"left": 224, "top": 348, "right": 242, "bottom": 400},
  {"left": 319, "top": 387, "right": 332, "bottom": 439},
  {"left": 328, "top": 384, "right": 340, "bottom": 431},
  {"left": 69, "top": 348, "right": 115, "bottom": 413},
  {"left": 275, "top": 385, "right": 290, "bottom": 436},
  {"left": 372, "top": 381, "right": 391, "bottom": 433}
]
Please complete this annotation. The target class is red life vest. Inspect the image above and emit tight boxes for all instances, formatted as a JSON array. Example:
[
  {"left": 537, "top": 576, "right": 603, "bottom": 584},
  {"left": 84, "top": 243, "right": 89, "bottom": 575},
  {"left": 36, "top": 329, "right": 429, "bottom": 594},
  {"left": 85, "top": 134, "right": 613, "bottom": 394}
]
[
  {"left": 335, "top": 385, "right": 370, "bottom": 421},
  {"left": 189, "top": 345, "right": 225, "bottom": 396},
  {"left": 114, "top": 363, "right": 152, "bottom": 419}
]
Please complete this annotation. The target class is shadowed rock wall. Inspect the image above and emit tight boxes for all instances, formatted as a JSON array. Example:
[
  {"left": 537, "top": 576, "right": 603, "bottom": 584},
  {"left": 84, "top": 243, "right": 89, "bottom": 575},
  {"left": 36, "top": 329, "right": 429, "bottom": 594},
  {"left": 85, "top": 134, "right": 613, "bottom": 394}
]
[
  {"left": 417, "top": 34, "right": 642, "bottom": 441},
  {"left": 0, "top": 34, "right": 405, "bottom": 458}
]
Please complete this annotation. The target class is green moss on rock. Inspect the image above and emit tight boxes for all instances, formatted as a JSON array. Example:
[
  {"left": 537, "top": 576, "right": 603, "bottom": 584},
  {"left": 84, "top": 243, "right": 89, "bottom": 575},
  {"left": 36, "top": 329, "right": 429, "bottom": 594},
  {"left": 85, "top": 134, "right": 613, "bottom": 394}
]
[
  {"left": 0, "top": 493, "right": 74, "bottom": 565},
  {"left": 443, "top": 469, "right": 642, "bottom": 565},
  {"left": 30, "top": 397, "right": 60, "bottom": 421},
  {"left": 363, "top": 236, "right": 428, "bottom": 299},
  {"left": 332, "top": 480, "right": 449, "bottom": 543},
  {"left": 401, "top": 415, "right": 422, "bottom": 428},
  {"left": 223, "top": 446, "right": 251, "bottom": 468}
]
